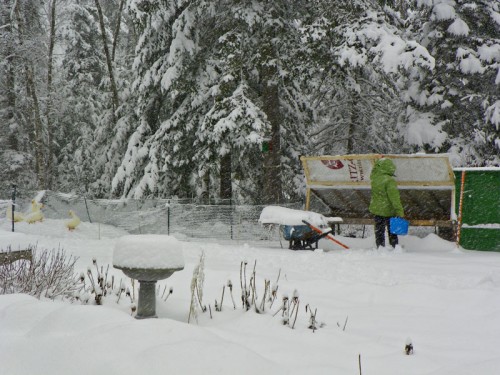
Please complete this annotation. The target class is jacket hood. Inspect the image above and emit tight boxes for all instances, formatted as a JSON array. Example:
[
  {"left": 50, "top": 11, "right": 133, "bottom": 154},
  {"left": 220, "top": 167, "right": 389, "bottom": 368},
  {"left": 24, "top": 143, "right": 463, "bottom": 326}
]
[{"left": 372, "top": 158, "right": 396, "bottom": 176}]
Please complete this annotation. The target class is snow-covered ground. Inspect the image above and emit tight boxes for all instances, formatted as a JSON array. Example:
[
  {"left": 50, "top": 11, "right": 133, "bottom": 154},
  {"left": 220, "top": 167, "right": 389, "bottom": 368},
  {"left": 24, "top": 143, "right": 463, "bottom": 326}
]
[{"left": 1, "top": 217, "right": 500, "bottom": 375}]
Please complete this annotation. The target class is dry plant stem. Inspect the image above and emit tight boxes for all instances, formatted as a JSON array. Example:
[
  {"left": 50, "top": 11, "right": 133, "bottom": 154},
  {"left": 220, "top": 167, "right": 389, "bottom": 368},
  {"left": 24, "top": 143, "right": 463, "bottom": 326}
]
[
  {"left": 209, "top": 304, "right": 212, "bottom": 319},
  {"left": 188, "top": 283, "right": 196, "bottom": 324},
  {"left": 195, "top": 280, "right": 202, "bottom": 308},
  {"left": 219, "top": 285, "right": 225, "bottom": 311},
  {"left": 195, "top": 281, "right": 205, "bottom": 311},
  {"left": 250, "top": 276, "right": 255, "bottom": 308},
  {"left": 269, "top": 269, "right": 280, "bottom": 308},
  {"left": 358, "top": 354, "right": 362, "bottom": 375},
  {"left": 251, "top": 260, "right": 257, "bottom": 305},
  {"left": 0, "top": 246, "right": 79, "bottom": 300},
  {"left": 87, "top": 270, "right": 97, "bottom": 293},
  {"left": 272, "top": 306, "right": 283, "bottom": 317},
  {"left": 343, "top": 316, "right": 349, "bottom": 331},
  {"left": 243, "top": 262, "right": 248, "bottom": 309},
  {"left": 253, "top": 275, "right": 258, "bottom": 303},
  {"left": 306, "top": 304, "right": 318, "bottom": 332},
  {"left": 93, "top": 260, "right": 99, "bottom": 280},
  {"left": 239, "top": 261, "right": 244, "bottom": 308},
  {"left": 116, "top": 280, "right": 123, "bottom": 303},
  {"left": 259, "top": 280, "right": 270, "bottom": 312},
  {"left": 291, "top": 300, "right": 300, "bottom": 329},
  {"left": 243, "top": 262, "right": 248, "bottom": 295},
  {"left": 161, "top": 285, "right": 167, "bottom": 298},
  {"left": 164, "top": 288, "right": 173, "bottom": 301},
  {"left": 240, "top": 261, "right": 250, "bottom": 311},
  {"left": 281, "top": 297, "right": 289, "bottom": 317},
  {"left": 228, "top": 283, "right": 236, "bottom": 309},
  {"left": 290, "top": 298, "right": 298, "bottom": 316},
  {"left": 312, "top": 308, "right": 317, "bottom": 332},
  {"left": 269, "top": 285, "right": 279, "bottom": 308},
  {"left": 103, "top": 264, "right": 109, "bottom": 290}
]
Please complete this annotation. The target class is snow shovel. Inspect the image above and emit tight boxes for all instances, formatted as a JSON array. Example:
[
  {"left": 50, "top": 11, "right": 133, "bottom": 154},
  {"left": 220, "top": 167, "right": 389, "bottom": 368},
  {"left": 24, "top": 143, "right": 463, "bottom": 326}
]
[{"left": 302, "top": 220, "right": 349, "bottom": 250}]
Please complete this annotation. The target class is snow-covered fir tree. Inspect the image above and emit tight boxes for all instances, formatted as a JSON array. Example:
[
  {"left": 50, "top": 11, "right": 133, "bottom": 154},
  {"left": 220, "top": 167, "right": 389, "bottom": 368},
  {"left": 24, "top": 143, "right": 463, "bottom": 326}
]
[{"left": 399, "top": 0, "right": 499, "bottom": 165}]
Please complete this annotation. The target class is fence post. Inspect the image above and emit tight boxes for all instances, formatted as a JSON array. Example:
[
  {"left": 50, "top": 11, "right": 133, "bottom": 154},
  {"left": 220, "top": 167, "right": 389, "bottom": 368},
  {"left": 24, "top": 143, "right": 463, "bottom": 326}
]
[
  {"left": 11, "top": 184, "right": 17, "bottom": 232},
  {"left": 83, "top": 195, "right": 92, "bottom": 223},
  {"left": 230, "top": 199, "right": 233, "bottom": 240},
  {"left": 167, "top": 201, "right": 170, "bottom": 236}
]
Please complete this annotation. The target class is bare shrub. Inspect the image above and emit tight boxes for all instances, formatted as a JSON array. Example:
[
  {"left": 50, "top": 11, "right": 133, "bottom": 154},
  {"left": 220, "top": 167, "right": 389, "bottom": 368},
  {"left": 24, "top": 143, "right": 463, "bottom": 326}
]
[{"left": 0, "top": 245, "right": 80, "bottom": 300}]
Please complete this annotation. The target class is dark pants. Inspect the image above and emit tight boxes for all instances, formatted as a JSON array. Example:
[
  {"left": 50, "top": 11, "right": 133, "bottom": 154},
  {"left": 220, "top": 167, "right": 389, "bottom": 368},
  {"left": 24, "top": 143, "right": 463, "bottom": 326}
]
[{"left": 374, "top": 215, "right": 398, "bottom": 248}]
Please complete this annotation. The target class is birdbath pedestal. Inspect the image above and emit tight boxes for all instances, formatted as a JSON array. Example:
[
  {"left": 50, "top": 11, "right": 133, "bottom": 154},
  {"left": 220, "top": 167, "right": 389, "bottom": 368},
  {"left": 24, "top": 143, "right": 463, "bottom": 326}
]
[{"left": 113, "top": 235, "right": 185, "bottom": 319}]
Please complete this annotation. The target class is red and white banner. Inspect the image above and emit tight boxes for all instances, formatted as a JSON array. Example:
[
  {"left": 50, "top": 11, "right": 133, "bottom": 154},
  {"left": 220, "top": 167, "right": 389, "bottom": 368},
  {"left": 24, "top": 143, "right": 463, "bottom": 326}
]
[
  {"left": 303, "top": 155, "right": 454, "bottom": 186},
  {"left": 310, "top": 158, "right": 371, "bottom": 183}
]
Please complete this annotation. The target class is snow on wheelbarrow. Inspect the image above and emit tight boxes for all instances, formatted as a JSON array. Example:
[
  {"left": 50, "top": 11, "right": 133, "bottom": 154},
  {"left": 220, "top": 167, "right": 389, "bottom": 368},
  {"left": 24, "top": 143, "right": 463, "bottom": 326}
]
[{"left": 259, "top": 206, "right": 349, "bottom": 250}]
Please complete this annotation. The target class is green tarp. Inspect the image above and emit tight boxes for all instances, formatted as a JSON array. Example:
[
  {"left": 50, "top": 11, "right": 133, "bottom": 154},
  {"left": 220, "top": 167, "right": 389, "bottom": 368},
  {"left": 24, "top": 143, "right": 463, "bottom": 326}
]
[{"left": 455, "top": 168, "right": 500, "bottom": 251}]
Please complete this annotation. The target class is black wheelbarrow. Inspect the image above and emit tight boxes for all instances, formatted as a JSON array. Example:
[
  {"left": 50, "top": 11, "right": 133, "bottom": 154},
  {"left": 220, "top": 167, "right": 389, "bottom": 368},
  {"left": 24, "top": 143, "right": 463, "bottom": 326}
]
[{"left": 282, "top": 221, "right": 334, "bottom": 250}]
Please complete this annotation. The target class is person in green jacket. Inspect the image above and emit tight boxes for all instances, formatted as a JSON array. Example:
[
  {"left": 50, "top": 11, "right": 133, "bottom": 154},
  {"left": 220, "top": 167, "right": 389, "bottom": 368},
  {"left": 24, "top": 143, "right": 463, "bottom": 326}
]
[{"left": 369, "top": 158, "right": 405, "bottom": 248}]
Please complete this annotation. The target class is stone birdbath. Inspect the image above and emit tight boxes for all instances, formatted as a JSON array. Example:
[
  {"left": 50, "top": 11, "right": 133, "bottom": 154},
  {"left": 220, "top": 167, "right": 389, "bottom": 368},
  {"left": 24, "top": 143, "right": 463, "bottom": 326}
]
[{"left": 113, "top": 235, "right": 184, "bottom": 319}]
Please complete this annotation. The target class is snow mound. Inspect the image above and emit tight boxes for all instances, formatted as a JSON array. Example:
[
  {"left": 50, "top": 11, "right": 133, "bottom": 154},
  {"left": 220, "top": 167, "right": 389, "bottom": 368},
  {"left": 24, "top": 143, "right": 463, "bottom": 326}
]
[
  {"left": 258, "top": 206, "right": 332, "bottom": 227},
  {"left": 113, "top": 234, "right": 185, "bottom": 269}
]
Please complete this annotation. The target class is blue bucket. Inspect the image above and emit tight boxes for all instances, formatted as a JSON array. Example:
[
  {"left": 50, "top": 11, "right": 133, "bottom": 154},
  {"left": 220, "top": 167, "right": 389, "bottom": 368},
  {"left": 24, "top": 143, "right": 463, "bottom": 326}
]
[{"left": 390, "top": 217, "right": 409, "bottom": 235}]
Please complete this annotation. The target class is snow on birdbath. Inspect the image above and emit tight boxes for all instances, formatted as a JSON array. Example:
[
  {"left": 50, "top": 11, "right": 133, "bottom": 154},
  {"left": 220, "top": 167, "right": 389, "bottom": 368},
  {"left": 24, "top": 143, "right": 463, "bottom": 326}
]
[{"left": 113, "top": 235, "right": 184, "bottom": 319}]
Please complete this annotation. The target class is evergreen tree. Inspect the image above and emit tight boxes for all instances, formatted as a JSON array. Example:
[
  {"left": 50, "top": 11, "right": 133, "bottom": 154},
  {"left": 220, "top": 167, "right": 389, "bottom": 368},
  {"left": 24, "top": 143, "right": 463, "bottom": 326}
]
[
  {"left": 1, "top": 0, "right": 498, "bottom": 200},
  {"left": 308, "top": 2, "right": 438, "bottom": 156},
  {"left": 56, "top": 1, "right": 107, "bottom": 193},
  {"left": 57, "top": 0, "right": 135, "bottom": 197},
  {"left": 403, "top": 0, "right": 500, "bottom": 165},
  {"left": 0, "top": 0, "right": 50, "bottom": 194}
]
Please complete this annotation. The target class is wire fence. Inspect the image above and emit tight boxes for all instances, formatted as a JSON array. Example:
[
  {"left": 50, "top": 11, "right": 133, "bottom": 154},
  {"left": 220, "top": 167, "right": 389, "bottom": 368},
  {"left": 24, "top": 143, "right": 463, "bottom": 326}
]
[{"left": 13, "top": 191, "right": 304, "bottom": 242}]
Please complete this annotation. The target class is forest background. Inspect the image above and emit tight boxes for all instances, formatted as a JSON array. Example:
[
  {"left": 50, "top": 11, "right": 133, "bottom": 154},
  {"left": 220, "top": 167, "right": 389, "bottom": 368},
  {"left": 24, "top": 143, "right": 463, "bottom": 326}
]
[{"left": 0, "top": 0, "right": 498, "bottom": 204}]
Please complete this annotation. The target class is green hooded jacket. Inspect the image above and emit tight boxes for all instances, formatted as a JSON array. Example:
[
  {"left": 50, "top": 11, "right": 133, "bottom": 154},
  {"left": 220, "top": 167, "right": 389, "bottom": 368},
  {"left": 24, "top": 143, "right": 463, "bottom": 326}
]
[{"left": 369, "top": 158, "right": 405, "bottom": 217}]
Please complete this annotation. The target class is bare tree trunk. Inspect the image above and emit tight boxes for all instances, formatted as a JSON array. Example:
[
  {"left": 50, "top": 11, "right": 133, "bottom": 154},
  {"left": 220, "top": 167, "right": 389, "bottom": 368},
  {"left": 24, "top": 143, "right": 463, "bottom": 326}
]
[
  {"left": 14, "top": 2, "right": 45, "bottom": 188},
  {"left": 95, "top": 0, "right": 119, "bottom": 119},
  {"left": 261, "top": 60, "right": 282, "bottom": 204},
  {"left": 220, "top": 153, "right": 232, "bottom": 204},
  {"left": 1, "top": 0, "right": 17, "bottom": 149},
  {"left": 45, "top": 0, "right": 57, "bottom": 189},
  {"left": 26, "top": 66, "right": 45, "bottom": 188},
  {"left": 5, "top": 60, "right": 17, "bottom": 150},
  {"left": 201, "top": 169, "right": 210, "bottom": 204},
  {"left": 111, "top": 0, "right": 126, "bottom": 61}
]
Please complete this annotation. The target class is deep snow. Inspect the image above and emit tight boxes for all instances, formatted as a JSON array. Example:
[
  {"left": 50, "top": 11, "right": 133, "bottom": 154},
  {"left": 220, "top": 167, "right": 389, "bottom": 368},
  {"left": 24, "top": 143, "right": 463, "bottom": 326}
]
[{"left": 1, "top": 217, "right": 500, "bottom": 375}]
